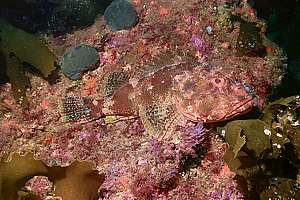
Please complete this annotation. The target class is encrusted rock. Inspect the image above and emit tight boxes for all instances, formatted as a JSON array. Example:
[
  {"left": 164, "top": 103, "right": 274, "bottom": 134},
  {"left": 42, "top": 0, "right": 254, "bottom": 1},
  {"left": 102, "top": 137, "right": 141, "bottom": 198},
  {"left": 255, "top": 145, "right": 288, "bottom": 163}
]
[
  {"left": 60, "top": 44, "right": 99, "bottom": 80},
  {"left": 104, "top": 0, "right": 138, "bottom": 31},
  {"left": 50, "top": 0, "right": 98, "bottom": 32}
]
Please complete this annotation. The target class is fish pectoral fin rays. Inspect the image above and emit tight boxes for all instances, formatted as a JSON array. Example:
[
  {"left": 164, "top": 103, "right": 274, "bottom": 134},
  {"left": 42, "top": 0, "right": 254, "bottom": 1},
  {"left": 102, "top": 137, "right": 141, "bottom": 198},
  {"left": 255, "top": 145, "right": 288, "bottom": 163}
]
[
  {"left": 60, "top": 96, "right": 103, "bottom": 123},
  {"left": 139, "top": 103, "right": 179, "bottom": 141}
]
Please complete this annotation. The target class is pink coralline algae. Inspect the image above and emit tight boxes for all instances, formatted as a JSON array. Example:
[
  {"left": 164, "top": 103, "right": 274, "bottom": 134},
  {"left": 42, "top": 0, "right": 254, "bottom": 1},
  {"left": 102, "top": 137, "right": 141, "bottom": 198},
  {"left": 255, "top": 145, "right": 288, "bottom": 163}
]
[
  {"left": 207, "top": 185, "right": 244, "bottom": 200},
  {"left": 96, "top": 133, "right": 243, "bottom": 200},
  {"left": 0, "top": 0, "right": 286, "bottom": 199},
  {"left": 96, "top": 121, "right": 211, "bottom": 199},
  {"left": 165, "top": 135, "right": 243, "bottom": 200},
  {"left": 24, "top": 176, "right": 55, "bottom": 199}
]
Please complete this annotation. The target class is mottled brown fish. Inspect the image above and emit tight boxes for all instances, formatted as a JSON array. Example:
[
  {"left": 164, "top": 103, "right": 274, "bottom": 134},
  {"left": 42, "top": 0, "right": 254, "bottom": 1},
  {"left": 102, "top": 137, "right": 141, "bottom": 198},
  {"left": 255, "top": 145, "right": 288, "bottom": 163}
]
[{"left": 62, "top": 63, "right": 256, "bottom": 140}]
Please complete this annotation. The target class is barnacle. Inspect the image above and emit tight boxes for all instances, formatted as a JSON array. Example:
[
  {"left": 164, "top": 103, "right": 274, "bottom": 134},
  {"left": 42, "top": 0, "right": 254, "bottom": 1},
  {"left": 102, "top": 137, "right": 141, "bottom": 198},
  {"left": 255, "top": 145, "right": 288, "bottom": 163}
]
[
  {"left": 0, "top": 152, "right": 103, "bottom": 200},
  {"left": 102, "top": 70, "right": 129, "bottom": 97}
]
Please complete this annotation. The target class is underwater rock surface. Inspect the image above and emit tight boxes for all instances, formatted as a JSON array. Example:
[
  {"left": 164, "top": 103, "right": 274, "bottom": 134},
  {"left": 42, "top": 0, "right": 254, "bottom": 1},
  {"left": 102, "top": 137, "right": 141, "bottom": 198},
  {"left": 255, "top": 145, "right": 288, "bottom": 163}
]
[
  {"left": 49, "top": 0, "right": 99, "bottom": 33},
  {"left": 104, "top": 0, "right": 138, "bottom": 31},
  {"left": 60, "top": 44, "right": 99, "bottom": 80},
  {"left": 0, "top": 0, "right": 294, "bottom": 199},
  {"left": 0, "top": 0, "right": 113, "bottom": 34}
]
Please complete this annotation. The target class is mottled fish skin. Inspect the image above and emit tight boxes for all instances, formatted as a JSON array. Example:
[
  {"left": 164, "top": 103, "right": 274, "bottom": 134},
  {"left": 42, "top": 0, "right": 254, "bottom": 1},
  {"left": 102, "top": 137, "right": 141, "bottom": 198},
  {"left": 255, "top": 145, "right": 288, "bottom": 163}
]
[
  {"left": 62, "top": 63, "right": 256, "bottom": 140},
  {"left": 172, "top": 67, "right": 256, "bottom": 123}
]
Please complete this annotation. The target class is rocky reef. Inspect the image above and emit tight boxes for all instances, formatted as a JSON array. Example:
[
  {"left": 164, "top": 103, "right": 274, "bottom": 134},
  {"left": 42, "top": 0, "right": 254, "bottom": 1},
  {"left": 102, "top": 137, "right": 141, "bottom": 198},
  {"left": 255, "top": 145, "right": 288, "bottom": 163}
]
[{"left": 0, "top": 0, "right": 296, "bottom": 199}]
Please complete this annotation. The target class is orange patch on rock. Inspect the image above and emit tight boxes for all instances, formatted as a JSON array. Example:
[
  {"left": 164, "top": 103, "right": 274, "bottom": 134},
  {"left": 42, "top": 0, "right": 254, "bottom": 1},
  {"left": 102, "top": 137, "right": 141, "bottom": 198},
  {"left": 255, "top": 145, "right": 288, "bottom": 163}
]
[
  {"left": 40, "top": 99, "right": 50, "bottom": 110},
  {"left": 218, "top": 163, "right": 232, "bottom": 177},
  {"left": 1, "top": 118, "right": 19, "bottom": 130},
  {"left": 220, "top": 42, "right": 230, "bottom": 49},
  {"left": 42, "top": 136, "right": 53, "bottom": 145},
  {"left": 159, "top": 6, "right": 169, "bottom": 17},
  {"left": 266, "top": 46, "right": 273, "bottom": 54},
  {"left": 118, "top": 175, "right": 129, "bottom": 188},
  {"left": 81, "top": 76, "right": 98, "bottom": 96},
  {"left": 137, "top": 41, "right": 146, "bottom": 55},
  {"left": 248, "top": 8, "right": 255, "bottom": 17},
  {"left": 132, "top": 0, "right": 140, "bottom": 6},
  {"left": 1, "top": 119, "right": 11, "bottom": 129}
]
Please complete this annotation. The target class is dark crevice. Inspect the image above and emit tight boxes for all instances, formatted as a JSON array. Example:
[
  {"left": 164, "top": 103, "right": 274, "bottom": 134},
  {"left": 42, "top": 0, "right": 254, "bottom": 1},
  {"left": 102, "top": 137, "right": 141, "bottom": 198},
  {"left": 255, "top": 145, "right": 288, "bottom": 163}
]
[
  {"left": 249, "top": 0, "right": 300, "bottom": 99},
  {"left": 0, "top": 0, "right": 113, "bottom": 35}
]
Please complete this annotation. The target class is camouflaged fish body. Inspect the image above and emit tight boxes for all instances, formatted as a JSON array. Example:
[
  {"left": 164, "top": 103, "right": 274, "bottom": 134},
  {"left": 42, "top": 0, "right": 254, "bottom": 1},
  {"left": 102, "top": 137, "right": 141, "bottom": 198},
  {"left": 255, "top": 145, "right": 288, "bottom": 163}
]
[{"left": 62, "top": 63, "right": 256, "bottom": 140}]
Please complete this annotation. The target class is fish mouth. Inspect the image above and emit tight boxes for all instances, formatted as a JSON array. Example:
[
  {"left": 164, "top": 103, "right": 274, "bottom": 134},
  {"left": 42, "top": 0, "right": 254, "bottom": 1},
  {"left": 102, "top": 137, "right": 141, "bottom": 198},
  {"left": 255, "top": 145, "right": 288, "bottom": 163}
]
[
  {"left": 219, "top": 95, "right": 257, "bottom": 122},
  {"left": 175, "top": 95, "right": 257, "bottom": 124}
]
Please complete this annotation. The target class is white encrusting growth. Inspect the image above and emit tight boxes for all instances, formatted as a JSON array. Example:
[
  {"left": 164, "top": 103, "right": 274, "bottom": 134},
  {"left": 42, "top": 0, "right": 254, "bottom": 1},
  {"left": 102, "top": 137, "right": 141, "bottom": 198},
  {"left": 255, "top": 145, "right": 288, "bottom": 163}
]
[{"left": 264, "top": 128, "right": 271, "bottom": 136}]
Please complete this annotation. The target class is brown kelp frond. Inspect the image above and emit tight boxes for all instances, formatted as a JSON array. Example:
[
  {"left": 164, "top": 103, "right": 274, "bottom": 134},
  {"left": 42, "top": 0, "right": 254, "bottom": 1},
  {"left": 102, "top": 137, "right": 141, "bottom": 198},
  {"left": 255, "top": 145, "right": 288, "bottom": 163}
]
[{"left": 0, "top": 152, "right": 104, "bottom": 200}]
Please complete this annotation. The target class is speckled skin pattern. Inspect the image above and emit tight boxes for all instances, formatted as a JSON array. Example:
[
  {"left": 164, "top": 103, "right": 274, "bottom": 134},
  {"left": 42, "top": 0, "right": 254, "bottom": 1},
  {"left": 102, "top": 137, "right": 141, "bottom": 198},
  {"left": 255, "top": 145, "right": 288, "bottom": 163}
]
[{"left": 77, "top": 62, "right": 256, "bottom": 141}]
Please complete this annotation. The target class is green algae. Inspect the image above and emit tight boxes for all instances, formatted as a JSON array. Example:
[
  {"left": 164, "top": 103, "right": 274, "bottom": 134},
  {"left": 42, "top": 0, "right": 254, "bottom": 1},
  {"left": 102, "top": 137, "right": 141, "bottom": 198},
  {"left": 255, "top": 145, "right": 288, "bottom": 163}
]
[
  {"left": 260, "top": 178, "right": 300, "bottom": 200},
  {"left": 236, "top": 20, "right": 266, "bottom": 57},
  {"left": 0, "top": 19, "right": 56, "bottom": 107},
  {"left": 224, "top": 119, "right": 281, "bottom": 159},
  {"left": 5, "top": 54, "right": 31, "bottom": 107},
  {"left": 0, "top": 50, "right": 8, "bottom": 84},
  {"left": 0, "top": 153, "right": 49, "bottom": 200},
  {"left": 53, "top": 159, "right": 104, "bottom": 200},
  {"left": 0, "top": 19, "right": 56, "bottom": 77},
  {"left": 222, "top": 96, "right": 300, "bottom": 172},
  {"left": 230, "top": 15, "right": 267, "bottom": 57}
]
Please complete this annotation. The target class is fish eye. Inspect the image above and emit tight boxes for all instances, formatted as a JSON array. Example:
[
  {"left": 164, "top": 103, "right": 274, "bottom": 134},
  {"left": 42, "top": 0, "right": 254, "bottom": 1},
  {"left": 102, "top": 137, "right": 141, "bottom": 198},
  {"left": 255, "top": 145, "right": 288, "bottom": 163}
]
[
  {"left": 214, "top": 78, "right": 222, "bottom": 84},
  {"left": 243, "top": 83, "right": 253, "bottom": 93}
]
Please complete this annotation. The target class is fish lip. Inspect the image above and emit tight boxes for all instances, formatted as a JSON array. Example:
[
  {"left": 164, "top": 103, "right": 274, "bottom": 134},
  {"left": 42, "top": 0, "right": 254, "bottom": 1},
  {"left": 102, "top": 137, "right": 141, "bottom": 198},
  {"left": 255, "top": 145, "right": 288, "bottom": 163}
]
[
  {"left": 176, "top": 95, "right": 256, "bottom": 124},
  {"left": 217, "top": 95, "right": 257, "bottom": 122}
]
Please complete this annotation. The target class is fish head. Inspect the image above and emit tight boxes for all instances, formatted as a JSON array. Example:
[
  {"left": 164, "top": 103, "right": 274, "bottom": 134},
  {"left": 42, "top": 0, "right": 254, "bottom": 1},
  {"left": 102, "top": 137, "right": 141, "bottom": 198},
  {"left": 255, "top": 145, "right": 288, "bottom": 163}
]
[{"left": 172, "top": 68, "right": 256, "bottom": 123}]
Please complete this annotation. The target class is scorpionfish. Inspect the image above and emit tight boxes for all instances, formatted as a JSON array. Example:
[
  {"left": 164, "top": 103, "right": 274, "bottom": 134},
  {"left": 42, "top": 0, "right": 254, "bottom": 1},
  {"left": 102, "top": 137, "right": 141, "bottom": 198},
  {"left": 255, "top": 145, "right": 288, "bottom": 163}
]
[{"left": 62, "top": 63, "right": 256, "bottom": 140}]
